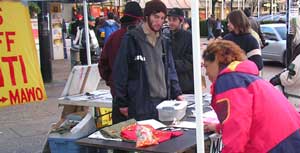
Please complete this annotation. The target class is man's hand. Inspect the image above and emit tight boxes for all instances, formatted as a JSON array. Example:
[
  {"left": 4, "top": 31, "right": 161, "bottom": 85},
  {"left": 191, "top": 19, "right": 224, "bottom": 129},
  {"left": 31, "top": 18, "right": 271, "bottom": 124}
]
[
  {"left": 176, "top": 95, "right": 185, "bottom": 101},
  {"left": 119, "top": 107, "right": 129, "bottom": 117}
]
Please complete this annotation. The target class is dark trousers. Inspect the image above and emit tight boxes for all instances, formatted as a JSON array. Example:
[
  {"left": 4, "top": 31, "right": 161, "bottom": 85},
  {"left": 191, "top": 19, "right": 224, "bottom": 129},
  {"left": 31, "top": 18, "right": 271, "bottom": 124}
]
[
  {"left": 112, "top": 97, "right": 128, "bottom": 124},
  {"left": 112, "top": 97, "right": 129, "bottom": 153}
]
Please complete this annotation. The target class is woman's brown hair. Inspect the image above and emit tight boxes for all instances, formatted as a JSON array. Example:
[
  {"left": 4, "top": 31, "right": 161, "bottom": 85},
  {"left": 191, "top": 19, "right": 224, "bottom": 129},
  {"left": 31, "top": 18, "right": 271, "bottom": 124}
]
[
  {"left": 202, "top": 40, "right": 247, "bottom": 66},
  {"left": 227, "top": 10, "right": 250, "bottom": 34}
]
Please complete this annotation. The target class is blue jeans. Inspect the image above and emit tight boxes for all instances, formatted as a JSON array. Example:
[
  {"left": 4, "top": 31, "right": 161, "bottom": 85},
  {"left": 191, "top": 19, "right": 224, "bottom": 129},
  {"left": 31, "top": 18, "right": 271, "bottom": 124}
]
[{"left": 207, "top": 27, "right": 214, "bottom": 40}]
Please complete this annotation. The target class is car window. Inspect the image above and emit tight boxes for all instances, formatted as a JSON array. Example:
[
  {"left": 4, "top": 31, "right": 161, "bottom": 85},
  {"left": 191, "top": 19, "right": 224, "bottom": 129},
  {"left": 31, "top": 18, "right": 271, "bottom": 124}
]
[
  {"left": 275, "top": 27, "right": 287, "bottom": 40},
  {"left": 261, "top": 27, "right": 278, "bottom": 41}
]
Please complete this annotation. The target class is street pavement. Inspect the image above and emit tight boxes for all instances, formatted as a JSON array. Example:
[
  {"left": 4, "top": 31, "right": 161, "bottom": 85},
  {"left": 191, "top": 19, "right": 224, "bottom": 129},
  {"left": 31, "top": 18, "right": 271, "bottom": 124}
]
[
  {"left": 0, "top": 59, "right": 70, "bottom": 153},
  {"left": 0, "top": 38, "right": 282, "bottom": 153}
]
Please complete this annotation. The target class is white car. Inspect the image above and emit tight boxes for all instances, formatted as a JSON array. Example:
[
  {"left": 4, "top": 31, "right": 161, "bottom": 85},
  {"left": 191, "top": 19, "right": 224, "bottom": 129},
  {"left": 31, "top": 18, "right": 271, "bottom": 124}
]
[{"left": 261, "top": 23, "right": 287, "bottom": 66}]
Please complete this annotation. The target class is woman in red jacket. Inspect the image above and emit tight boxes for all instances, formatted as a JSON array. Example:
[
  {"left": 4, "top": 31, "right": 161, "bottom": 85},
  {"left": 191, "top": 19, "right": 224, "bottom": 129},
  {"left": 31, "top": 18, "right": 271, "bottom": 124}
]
[{"left": 203, "top": 40, "right": 300, "bottom": 153}]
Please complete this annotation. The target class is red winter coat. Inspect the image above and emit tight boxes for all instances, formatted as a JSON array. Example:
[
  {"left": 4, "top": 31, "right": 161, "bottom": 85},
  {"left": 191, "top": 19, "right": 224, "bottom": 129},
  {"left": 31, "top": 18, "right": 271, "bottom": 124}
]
[
  {"left": 211, "top": 60, "right": 300, "bottom": 153},
  {"left": 98, "top": 28, "right": 127, "bottom": 96}
]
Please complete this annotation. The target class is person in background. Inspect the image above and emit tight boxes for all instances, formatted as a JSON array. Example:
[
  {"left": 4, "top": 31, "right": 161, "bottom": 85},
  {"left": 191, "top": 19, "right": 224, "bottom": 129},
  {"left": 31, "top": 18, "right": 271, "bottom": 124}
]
[
  {"left": 207, "top": 14, "right": 216, "bottom": 40},
  {"left": 243, "top": 7, "right": 267, "bottom": 48},
  {"left": 73, "top": 16, "right": 99, "bottom": 65},
  {"left": 214, "top": 18, "right": 222, "bottom": 39},
  {"left": 183, "top": 18, "right": 191, "bottom": 32},
  {"left": 69, "top": 14, "right": 83, "bottom": 47},
  {"left": 167, "top": 8, "right": 194, "bottom": 94},
  {"left": 98, "top": 1, "right": 143, "bottom": 124},
  {"left": 95, "top": 16, "right": 106, "bottom": 47},
  {"left": 270, "top": 18, "right": 300, "bottom": 112},
  {"left": 203, "top": 40, "right": 300, "bottom": 153},
  {"left": 113, "top": 0, "right": 183, "bottom": 121},
  {"left": 223, "top": 10, "right": 263, "bottom": 71},
  {"left": 98, "top": 12, "right": 120, "bottom": 46}
]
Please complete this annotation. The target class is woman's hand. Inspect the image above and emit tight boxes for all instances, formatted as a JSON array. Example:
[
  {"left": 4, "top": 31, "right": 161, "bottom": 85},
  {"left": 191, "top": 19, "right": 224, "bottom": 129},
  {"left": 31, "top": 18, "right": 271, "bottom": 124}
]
[{"left": 204, "top": 122, "right": 218, "bottom": 133}]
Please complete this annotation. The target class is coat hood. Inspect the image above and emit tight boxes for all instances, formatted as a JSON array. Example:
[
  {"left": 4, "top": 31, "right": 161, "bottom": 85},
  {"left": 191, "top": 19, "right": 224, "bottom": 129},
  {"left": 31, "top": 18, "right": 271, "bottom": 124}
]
[
  {"left": 104, "top": 19, "right": 118, "bottom": 27},
  {"left": 128, "top": 25, "right": 146, "bottom": 41},
  {"left": 210, "top": 60, "right": 259, "bottom": 96},
  {"left": 219, "top": 60, "right": 259, "bottom": 76}
]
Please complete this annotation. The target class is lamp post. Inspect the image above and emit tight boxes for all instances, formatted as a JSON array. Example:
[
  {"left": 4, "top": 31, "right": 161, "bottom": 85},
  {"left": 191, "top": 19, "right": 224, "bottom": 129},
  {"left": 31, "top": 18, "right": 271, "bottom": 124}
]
[
  {"left": 258, "top": 0, "right": 260, "bottom": 17},
  {"left": 37, "top": 1, "right": 52, "bottom": 82},
  {"left": 206, "top": 0, "right": 208, "bottom": 19},
  {"left": 83, "top": 0, "right": 91, "bottom": 65},
  {"left": 221, "top": 0, "right": 224, "bottom": 19}
]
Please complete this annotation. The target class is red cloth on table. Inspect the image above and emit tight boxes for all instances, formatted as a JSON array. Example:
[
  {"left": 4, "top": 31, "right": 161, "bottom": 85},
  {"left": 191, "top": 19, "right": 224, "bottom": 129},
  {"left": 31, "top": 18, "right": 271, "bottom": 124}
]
[{"left": 121, "top": 124, "right": 183, "bottom": 143}]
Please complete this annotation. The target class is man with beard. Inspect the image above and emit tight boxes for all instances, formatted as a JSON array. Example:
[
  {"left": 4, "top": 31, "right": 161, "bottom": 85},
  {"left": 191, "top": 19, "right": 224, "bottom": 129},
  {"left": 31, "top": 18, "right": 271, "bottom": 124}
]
[{"left": 113, "top": 0, "right": 183, "bottom": 121}]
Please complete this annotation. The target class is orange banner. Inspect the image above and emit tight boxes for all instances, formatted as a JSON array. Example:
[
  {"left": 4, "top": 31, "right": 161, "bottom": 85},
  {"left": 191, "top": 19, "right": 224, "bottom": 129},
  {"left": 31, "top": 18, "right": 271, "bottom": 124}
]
[{"left": 0, "top": 1, "right": 47, "bottom": 107}]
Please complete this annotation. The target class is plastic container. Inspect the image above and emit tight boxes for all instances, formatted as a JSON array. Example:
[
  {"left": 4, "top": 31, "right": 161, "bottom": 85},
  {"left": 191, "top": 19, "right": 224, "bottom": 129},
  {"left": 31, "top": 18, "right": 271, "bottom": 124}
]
[
  {"left": 156, "top": 100, "right": 188, "bottom": 121},
  {"left": 48, "top": 113, "right": 96, "bottom": 153},
  {"left": 48, "top": 137, "right": 87, "bottom": 153},
  {"left": 49, "top": 113, "right": 96, "bottom": 139}
]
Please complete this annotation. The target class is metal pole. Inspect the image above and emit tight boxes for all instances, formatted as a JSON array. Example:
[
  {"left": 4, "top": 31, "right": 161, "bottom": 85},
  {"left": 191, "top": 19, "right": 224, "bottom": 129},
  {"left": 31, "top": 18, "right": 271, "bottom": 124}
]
[
  {"left": 271, "top": 0, "right": 273, "bottom": 19},
  {"left": 191, "top": 0, "right": 205, "bottom": 152},
  {"left": 274, "top": 0, "right": 277, "bottom": 14},
  {"left": 258, "top": 0, "right": 260, "bottom": 17},
  {"left": 206, "top": 0, "right": 208, "bottom": 19},
  {"left": 221, "top": 0, "right": 224, "bottom": 20},
  {"left": 38, "top": 1, "right": 52, "bottom": 83},
  {"left": 238, "top": 0, "right": 240, "bottom": 9},
  {"left": 211, "top": 0, "right": 213, "bottom": 14},
  {"left": 286, "top": 0, "right": 299, "bottom": 66},
  {"left": 83, "top": 0, "right": 91, "bottom": 65},
  {"left": 287, "top": 0, "right": 291, "bottom": 67},
  {"left": 209, "top": 0, "right": 212, "bottom": 15},
  {"left": 242, "top": 0, "right": 245, "bottom": 10}
]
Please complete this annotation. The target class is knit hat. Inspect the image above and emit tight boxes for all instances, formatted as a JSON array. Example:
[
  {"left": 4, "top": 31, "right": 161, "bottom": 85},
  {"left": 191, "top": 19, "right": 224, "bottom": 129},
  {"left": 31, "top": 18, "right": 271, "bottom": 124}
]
[
  {"left": 168, "top": 8, "right": 184, "bottom": 21},
  {"left": 120, "top": 2, "right": 143, "bottom": 24},
  {"left": 144, "top": 0, "right": 167, "bottom": 17},
  {"left": 88, "top": 15, "right": 95, "bottom": 21}
]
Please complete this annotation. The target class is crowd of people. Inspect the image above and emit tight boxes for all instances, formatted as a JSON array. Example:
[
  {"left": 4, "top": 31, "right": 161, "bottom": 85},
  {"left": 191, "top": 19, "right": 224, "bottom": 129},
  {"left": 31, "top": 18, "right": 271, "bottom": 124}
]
[
  {"left": 68, "top": 10, "right": 120, "bottom": 65},
  {"left": 65, "top": 0, "right": 300, "bottom": 152}
]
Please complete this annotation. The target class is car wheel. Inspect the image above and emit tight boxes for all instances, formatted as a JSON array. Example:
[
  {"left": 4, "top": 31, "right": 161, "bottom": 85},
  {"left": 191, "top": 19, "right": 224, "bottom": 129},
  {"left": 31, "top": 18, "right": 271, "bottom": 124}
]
[{"left": 282, "top": 51, "right": 288, "bottom": 67}]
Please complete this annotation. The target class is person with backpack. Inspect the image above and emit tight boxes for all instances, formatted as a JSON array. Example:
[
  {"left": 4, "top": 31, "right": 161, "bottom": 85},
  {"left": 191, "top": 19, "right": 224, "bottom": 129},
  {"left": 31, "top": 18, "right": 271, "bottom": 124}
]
[
  {"left": 69, "top": 14, "right": 83, "bottom": 47},
  {"left": 73, "top": 16, "right": 99, "bottom": 65},
  {"left": 98, "top": 12, "right": 120, "bottom": 47},
  {"left": 98, "top": 1, "right": 143, "bottom": 124}
]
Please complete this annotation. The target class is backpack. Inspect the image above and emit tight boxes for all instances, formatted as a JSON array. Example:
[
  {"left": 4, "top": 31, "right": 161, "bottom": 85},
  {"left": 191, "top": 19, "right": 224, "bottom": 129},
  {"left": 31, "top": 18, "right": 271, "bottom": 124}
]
[{"left": 78, "top": 28, "right": 99, "bottom": 50}]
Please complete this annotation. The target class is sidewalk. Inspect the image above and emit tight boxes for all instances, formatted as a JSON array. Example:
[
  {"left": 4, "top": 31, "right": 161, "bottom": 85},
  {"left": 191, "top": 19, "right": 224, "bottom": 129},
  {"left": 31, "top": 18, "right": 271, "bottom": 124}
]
[{"left": 0, "top": 59, "right": 74, "bottom": 153}]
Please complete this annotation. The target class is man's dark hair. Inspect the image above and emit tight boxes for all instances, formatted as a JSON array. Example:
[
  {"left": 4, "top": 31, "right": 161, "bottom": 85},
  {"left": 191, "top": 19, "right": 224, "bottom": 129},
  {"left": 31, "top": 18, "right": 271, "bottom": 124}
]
[
  {"left": 243, "top": 8, "right": 251, "bottom": 17},
  {"left": 144, "top": 0, "right": 167, "bottom": 17},
  {"left": 107, "top": 12, "right": 114, "bottom": 19},
  {"left": 168, "top": 8, "right": 184, "bottom": 20}
]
